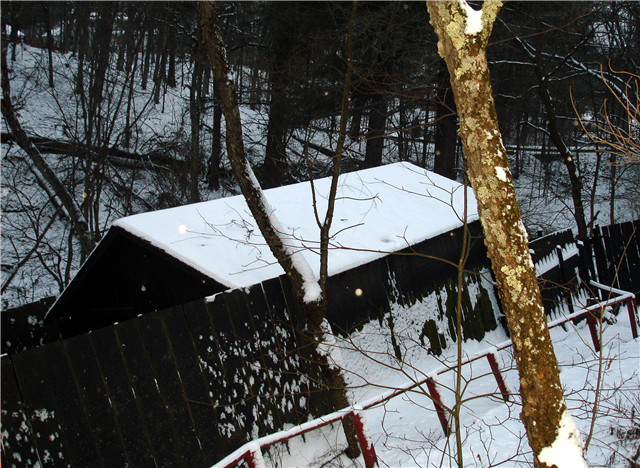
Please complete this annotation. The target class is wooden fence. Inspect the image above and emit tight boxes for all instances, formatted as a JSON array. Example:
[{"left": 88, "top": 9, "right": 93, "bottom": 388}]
[
  {"left": 528, "top": 219, "right": 640, "bottom": 318},
  {"left": 1, "top": 267, "right": 498, "bottom": 468},
  {"left": 1, "top": 279, "right": 325, "bottom": 468},
  {"left": 579, "top": 221, "right": 640, "bottom": 296}
]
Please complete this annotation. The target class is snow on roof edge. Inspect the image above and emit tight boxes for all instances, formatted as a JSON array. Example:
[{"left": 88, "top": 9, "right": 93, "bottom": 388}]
[{"left": 113, "top": 162, "right": 479, "bottom": 289}]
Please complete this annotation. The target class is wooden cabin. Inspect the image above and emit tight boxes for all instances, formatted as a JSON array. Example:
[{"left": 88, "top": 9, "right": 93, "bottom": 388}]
[{"left": 46, "top": 161, "right": 489, "bottom": 340}]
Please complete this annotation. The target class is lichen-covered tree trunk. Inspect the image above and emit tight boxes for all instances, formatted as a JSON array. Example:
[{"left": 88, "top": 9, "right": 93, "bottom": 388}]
[{"left": 427, "top": 2, "right": 587, "bottom": 467}]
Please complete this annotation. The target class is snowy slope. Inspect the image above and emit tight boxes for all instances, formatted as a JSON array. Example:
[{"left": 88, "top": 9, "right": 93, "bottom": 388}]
[{"left": 257, "top": 301, "right": 640, "bottom": 468}]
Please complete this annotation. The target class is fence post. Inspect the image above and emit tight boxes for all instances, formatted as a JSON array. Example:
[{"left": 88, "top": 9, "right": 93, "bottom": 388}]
[
  {"left": 626, "top": 296, "right": 639, "bottom": 339},
  {"left": 426, "top": 377, "right": 449, "bottom": 436},
  {"left": 351, "top": 406, "right": 378, "bottom": 468},
  {"left": 586, "top": 310, "right": 601, "bottom": 353},
  {"left": 245, "top": 442, "right": 265, "bottom": 468},
  {"left": 486, "top": 352, "right": 510, "bottom": 403}
]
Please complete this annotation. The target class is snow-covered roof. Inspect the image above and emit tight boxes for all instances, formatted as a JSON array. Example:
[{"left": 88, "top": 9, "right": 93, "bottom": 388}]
[{"left": 113, "top": 162, "right": 478, "bottom": 290}]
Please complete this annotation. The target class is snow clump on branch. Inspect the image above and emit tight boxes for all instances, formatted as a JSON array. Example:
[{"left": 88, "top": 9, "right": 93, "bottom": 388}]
[{"left": 459, "top": 0, "right": 484, "bottom": 36}]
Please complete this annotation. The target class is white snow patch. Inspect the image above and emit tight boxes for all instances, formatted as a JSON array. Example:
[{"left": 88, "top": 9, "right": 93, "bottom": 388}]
[
  {"left": 538, "top": 409, "right": 587, "bottom": 468},
  {"left": 460, "top": 0, "right": 484, "bottom": 35},
  {"left": 495, "top": 166, "right": 508, "bottom": 182}
]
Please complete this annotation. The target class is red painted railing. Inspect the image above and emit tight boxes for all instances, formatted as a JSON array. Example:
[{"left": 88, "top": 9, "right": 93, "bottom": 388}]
[{"left": 211, "top": 281, "right": 638, "bottom": 468}]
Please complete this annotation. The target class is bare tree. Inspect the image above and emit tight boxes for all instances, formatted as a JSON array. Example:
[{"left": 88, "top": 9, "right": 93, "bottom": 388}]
[
  {"left": 427, "top": 1, "right": 587, "bottom": 467},
  {"left": 198, "top": 0, "right": 361, "bottom": 457},
  {"left": 2, "top": 41, "right": 94, "bottom": 262},
  {"left": 577, "top": 68, "right": 639, "bottom": 164}
]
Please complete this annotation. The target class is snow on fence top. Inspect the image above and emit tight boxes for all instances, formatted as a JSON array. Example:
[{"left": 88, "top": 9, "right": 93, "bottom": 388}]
[{"left": 114, "top": 162, "right": 478, "bottom": 290}]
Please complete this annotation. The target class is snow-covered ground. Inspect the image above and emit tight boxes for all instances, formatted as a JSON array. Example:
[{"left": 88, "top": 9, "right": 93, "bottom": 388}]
[{"left": 258, "top": 300, "right": 639, "bottom": 468}]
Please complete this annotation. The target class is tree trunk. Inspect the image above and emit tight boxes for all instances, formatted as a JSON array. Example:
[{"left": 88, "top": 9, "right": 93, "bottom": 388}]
[
  {"left": 199, "top": 1, "right": 360, "bottom": 457},
  {"left": 188, "top": 32, "right": 205, "bottom": 204},
  {"left": 207, "top": 86, "right": 223, "bottom": 191},
  {"left": 2, "top": 44, "right": 94, "bottom": 261},
  {"left": 427, "top": 2, "right": 587, "bottom": 467},
  {"left": 43, "top": 4, "right": 55, "bottom": 88},
  {"left": 533, "top": 57, "right": 588, "bottom": 238},
  {"left": 263, "top": 90, "right": 289, "bottom": 188},
  {"left": 364, "top": 92, "right": 387, "bottom": 168},
  {"left": 434, "top": 61, "right": 458, "bottom": 179}
]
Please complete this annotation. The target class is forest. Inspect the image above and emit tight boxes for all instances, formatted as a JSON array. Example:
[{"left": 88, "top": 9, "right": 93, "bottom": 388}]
[{"left": 1, "top": 1, "right": 639, "bottom": 309}]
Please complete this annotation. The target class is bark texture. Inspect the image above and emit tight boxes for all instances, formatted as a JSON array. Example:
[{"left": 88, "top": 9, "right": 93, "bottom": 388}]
[{"left": 427, "top": 2, "right": 585, "bottom": 467}]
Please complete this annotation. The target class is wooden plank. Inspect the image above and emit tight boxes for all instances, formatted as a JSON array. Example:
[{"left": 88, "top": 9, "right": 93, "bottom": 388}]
[
  {"left": 592, "top": 227, "right": 610, "bottom": 288},
  {"left": 63, "top": 333, "right": 129, "bottom": 467},
  {"left": 161, "top": 304, "right": 225, "bottom": 466},
  {"left": 243, "top": 284, "right": 286, "bottom": 433},
  {"left": 603, "top": 224, "right": 623, "bottom": 289},
  {"left": 259, "top": 281, "right": 308, "bottom": 427},
  {"left": 627, "top": 221, "right": 640, "bottom": 293},
  {"left": 114, "top": 319, "right": 184, "bottom": 467},
  {"left": 200, "top": 296, "right": 252, "bottom": 454},
  {"left": 1, "top": 356, "right": 41, "bottom": 468},
  {"left": 11, "top": 340, "right": 100, "bottom": 467},
  {"left": 619, "top": 221, "right": 639, "bottom": 293},
  {"left": 220, "top": 289, "right": 260, "bottom": 437},
  {"left": 203, "top": 295, "right": 239, "bottom": 403},
  {"left": 276, "top": 275, "right": 334, "bottom": 418},
  {"left": 136, "top": 310, "right": 207, "bottom": 467},
  {"left": 602, "top": 225, "right": 621, "bottom": 289},
  {"left": 89, "top": 325, "right": 157, "bottom": 467}
]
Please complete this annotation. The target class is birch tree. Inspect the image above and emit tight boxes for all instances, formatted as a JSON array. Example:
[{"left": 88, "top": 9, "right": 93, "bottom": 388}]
[
  {"left": 426, "top": 2, "right": 587, "bottom": 467},
  {"left": 198, "top": 0, "right": 361, "bottom": 457}
]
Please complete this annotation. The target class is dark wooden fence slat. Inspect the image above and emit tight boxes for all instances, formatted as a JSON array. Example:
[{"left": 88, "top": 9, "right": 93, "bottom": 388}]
[
  {"left": 63, "top": 333, "right": 129, "bottom": 467},
  {"left": 243, "top": 283, "right": 288, "bottom": 433},
  {"left": 89, "top": 325, "right": 157, "bottom": 468},
  {"left": 114, "top": 319, "right": 184, "bottom": 467},
  {"left": 260, "top": 279, "right": 310, "bottom": 427},
  {"left": 606, "top": 224, "right": 628, "bottom": 291},
  {"left": 1, "top": 356, "right": 42, "bottom": 468},
  {"left": 201, "top": 296, "right": 252, "bottom": 451},
  {"left": 592, "top": 227, "right": 610, "bottom": 289},
  {"left": 629, "top": 221, "right": 640, "bottom": 294},
  {"left": 618, "top": 222, "right": 639, "bottom": 293},
  {"left": 161, "top": 305, "right": 224, "bottom": 466},
  {"left": 11, "top": 341, "right": 99, "bottom": 467},
  {"left": 602, "top": 225, "right": 621, "bottom": 289},
  {"left": 220, "top": 289, "right": 262, "bottom": 437},
  {"left": 137, "top": 310, "right": 207, "bottom": 468}
]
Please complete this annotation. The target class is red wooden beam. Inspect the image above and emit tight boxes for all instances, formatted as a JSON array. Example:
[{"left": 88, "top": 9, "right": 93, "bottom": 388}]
[
  {"left": 425, "top": 377, "right": 449, "bottom": 436},
  {"left": 486, "top": 352, "right": 510, "bottom": 402},
  {"left": 626, "top": 296, "right": 638, "bottom": 339},
  {"left": 586, "top": 311, "right": 601, "bottom": 353},
  {"left": 351, "top": 407, "right": 378, "bottom": 468}
]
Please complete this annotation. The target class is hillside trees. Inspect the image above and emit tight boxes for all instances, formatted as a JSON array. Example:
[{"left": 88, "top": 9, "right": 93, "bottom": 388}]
[
  {"left": 2, "top": 41, "right": 94, "bottom": 262},
  {"left": 427, "top": 1, "right": 587, "bottom": 467}
]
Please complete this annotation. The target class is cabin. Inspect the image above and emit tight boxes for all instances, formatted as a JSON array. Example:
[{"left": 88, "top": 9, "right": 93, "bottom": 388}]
[{"left": 45, "top": 161, "right": 491, "bottom": 341}]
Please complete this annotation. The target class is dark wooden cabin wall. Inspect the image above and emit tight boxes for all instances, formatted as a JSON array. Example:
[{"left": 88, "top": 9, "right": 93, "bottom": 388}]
[{"left": 50, "top": 227, "right": 227, "bottom": 340}]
